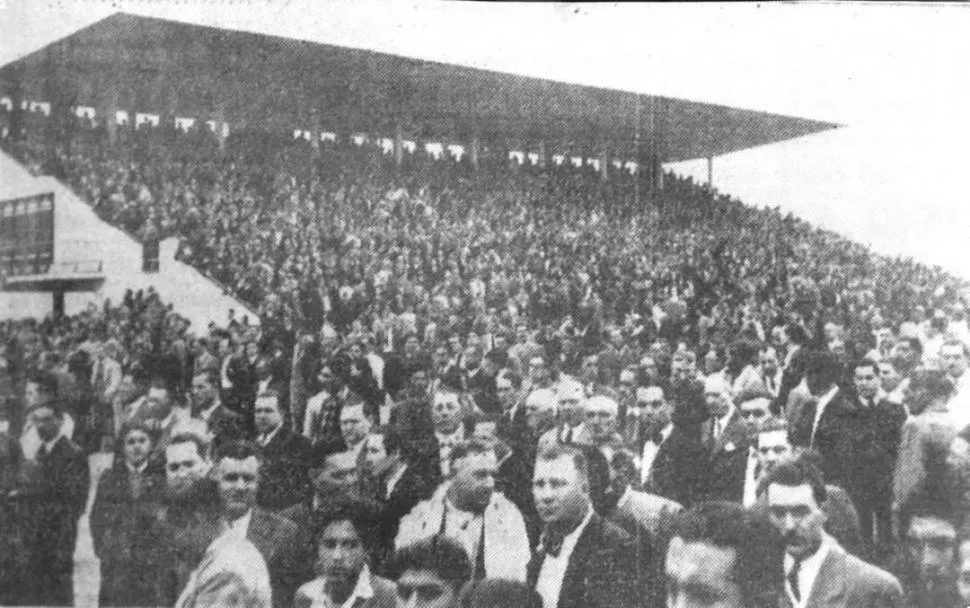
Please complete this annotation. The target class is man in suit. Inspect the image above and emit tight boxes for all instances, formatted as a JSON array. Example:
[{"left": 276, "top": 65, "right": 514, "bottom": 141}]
[
  {"left": 295, "top": 498, "right": 395, "bottom": 608},
  {"left": 639, "top": 385, "right": 706, "bottom": 507},
  {"left": 21, "top": 380, "right": 90, "bottom": 606},
  {"left": 764, "top": 458, "right": 904, "bottom": 607},
  {"left": 182, "top": 440, "right": 312, "bottom": 608},
  {"left": 254, "top": 390, "right": 313, "bottom": 511},
  {"left": 397, "top": 438, "right": 531, "bottom": 582},
  {"left": 191, "top": 369, "right": 243, "bottom": 450},
  {"left": 529, "top": 443, "right": 641, "bottom": 608}
]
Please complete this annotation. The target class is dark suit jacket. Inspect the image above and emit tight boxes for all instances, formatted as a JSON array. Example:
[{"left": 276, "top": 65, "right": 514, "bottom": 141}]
[
  {"left": 784, "top": 542, "right": 904, "bottom": 608},
  {"left": 377, "top": 464, "right": 437, "bottom": 561},
  {"left": 201, "top": 403, "right": 244, "bottom": 450},
  {"left": 647, "top": 425, "right": 707, "bottom": 508},
  {"left": 257, "top": 426, "right": 313, "bottom": 511},
  {"left": 697, "top": 411, "right": 754, "bottom": 504},
  {"left": 527, "top": 513, "right": 644, "bottom": 608},
  {"left": 90, "top": 460, "right": 169, "bottom": 607},
  {"left": 24, "top": 435, "right": 90, "bottom": 605}
]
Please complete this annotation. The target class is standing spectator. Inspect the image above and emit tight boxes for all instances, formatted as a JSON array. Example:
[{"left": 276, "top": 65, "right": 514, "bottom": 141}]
[{"left": 254, "top": 390, "right": 312, "bottom": 511}]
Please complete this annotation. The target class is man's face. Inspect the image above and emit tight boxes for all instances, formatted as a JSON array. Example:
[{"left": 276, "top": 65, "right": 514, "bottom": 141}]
[
  {"left": 317, "top": 520, "right": 367, "bottom": 586},
  {"left": 363, "top": 433, "right": 391, "bottom": 476},
  {"left": 525, "top": 399, "right": 555, "bottom": 433},
  {"left": 704, "top": 389, "right": 733, "bottom": 419},
  {"left": 618, "top": 373, "right": 636, "bottom": 402},
  {"left": 146, "top": 386, "right": 173, "bottom": 412},
  {"left": 640, "top": 358, "right": 658, "bottom": 380},
  {"left": 528, "top": 358, "right": 547, "bottom": 383},
  {"left": 892, "top": 340, "right": 917, "bottom": 365},
  {"left": 217, "top": 456, "right": 260, "bottom": 520},
  {"left": 496, "top": 378, "right": 517, "bottom": 411},
  {"left": 854, "top": 365, "right": 880, "bottom": 401},
  {"left": 767, "top": 483, "right": 826, "bottom": 559},
  {"left": 165, "top": 441, "right": 210, "bottom": 497},
  {"left": 760, "top": 348, "right": 779, "bottom": 375},
  {"left": 580, "top": 358, "right": 599, "bottom": 383},
  {"left": 123, "top": 429, "right": 152, "bottom": 467},
  {"left": 313, "top": 452, "right": 360, "bottom": 497},
  {"left": 24, "top": 381, "right": 42, "bottom": 409},
  {"left": 450, "top": 451, "right": 497, "bottom": 513},
  {"left": 254, "top": 397, "right": 283, "bottom": 435},
  {"left": 941, "top": 345, "right": 968, "bottom": 379},
  {"left": 191, "top": 374, "right": 217, "bottom": 412},
  {"left": 805, "top": 370, "right": 832, "bottom": 397},
  {"left": 906, "top": 516, "right": 956, "bottom": 585},
  {"left": 665, "top": 537, "right": 744, "bottom": 608},
  {"left": 584, "top": 400, "right": 618, "bottom": 442},
  {"left": 640, "top": 388, "right": 671, "bottom": 434},
  {"left": 879, "top": 362, "right": 903, "bottom": 393},
  {"left": 703, "top": 351, "right": 722, "bottom": 375},
  {"left": 756, "top": 430, "right": 793, "bottom": 477},
  {"left": 447, "top": 336, "right": 461, "bottom": 355},
  {"left": 341, "top": 405, "right": 371, "bottom": 446},
  {"left": 738, "top": 399, "right": 771, "bottom": 435},
  {"left": 533, "top": 455, "right": 589, "bottom": 525},
  {"left": 31, "top": 405, "right": 61, "bottom": 443},
  {"left": 395, "top": 570, "right": 457, "bottom": 608},
  {"left": 405, "top": 336, "right": 420, "bottom": 357},
  {"left": 432, "top": 394, "right": 462, "bottom": 435},
  {"left": 671, "top": 354, "right": 695, "bottom": 380}
]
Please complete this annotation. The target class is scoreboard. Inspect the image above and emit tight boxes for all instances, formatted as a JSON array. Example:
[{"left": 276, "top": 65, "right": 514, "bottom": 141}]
[{"left": 0, "top": 192, "right": 54, "bottom": 277}]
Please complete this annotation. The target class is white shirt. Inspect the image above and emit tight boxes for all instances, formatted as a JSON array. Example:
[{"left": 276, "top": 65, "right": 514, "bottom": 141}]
[
  {"left": 216, "top": 509, "right": 253, "bottom": 547},
  {"left": 536, "top": 507, "right": 593, "bottom": 608},
  {"left": 810, "top": 386, "right": 840, "bottom": 447},
  {"left": 385, "top": 464, "right": 407, "bottom": 499},
  {"left": 641, "top": 423, "right": 673, "bottom": 485},
  {"left": 435, "top": 428, "right": 465, "bottom": 477},
  {"left": 258, "top": 424, "right": 283, "bottom": 447},
  {"left": 784, "top": 534, "right": 834, "bottom": 608},
  {"left": 198, "top": 400, "right": 222, "bottom": 422},
  {"left": 297, "top": 565, "right": 374, "bottom": 608},
  {"left": 741, "top": 447, "right": 759, "bottom": 507}
]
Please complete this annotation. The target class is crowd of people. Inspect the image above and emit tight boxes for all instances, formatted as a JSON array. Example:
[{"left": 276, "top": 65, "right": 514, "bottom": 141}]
[{"left": 2, "top": 107, "right": 970, "bottom": 607}]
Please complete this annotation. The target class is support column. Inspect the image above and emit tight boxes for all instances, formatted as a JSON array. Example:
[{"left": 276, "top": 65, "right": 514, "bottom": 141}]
[
  {"left": 538, "top": 141, "right": 548, "bottom": 168},
  {"left": 52, "top": 292, "right": 65, "bottom": 320},
  {"left": 470, "top": 132, "right": 480, "bottom": 172},
  {"left": 214, "top": 105, "right": 228, "bottom": 152},
  {"left": 654, "top": 156, "right": 664, "bottom": 191},
  {"left": 707, "top": 156, "right": 714, "bottom": 186},
  {"left": 394, "top": 122, "right": 404, "bottom": 167},
  {"left": 599, "top": 145, "right": 609, "bottom": 181},
  {"left": 99, "top": 86, "right": 118, "bottom": 144}
]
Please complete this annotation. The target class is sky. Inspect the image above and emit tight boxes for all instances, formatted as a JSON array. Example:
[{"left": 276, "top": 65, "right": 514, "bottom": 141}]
[{"left": 2, "top": 1, "right": 970, "bottom": 276}]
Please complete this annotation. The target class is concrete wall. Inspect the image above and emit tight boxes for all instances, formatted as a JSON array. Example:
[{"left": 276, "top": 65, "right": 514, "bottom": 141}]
[{"left": 0, "top": 150, "right": 258, "bottom": 329}]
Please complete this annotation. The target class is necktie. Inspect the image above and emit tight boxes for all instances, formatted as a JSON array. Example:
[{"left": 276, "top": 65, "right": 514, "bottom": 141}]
[
  {"left": 36, "top": 444, "right": 48, "bottom": 462},
  {"left": 540, "top": 530, "right": 565, "bottom": 558},
  {"left": 788, "top": 556, "right": 802, "bottom": 602},
  {"left": 472, "top": 516, "right": 487, "bottom": 581}
]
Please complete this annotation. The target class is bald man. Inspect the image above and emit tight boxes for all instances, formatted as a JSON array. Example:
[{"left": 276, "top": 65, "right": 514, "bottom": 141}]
[{"left": 582, "top": 396, "right": 625, "bottom": 459}]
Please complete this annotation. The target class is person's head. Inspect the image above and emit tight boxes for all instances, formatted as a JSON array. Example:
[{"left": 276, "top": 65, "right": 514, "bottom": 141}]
[
  {"left": 902, "top": 501, "right": 958, "bottom": 586},
  {"left": 495, "top": 372, "right": 520, "bottom": 412},
  {"left": 618, "top": 368, "right": 637, "bottom": 401},
  {"left": 312, "top": 449, "right": 360, "bottom": 499},
  {"left": 764, "top": 458, "right": 828, "bottom": 559},
  {"left": 533, "top": 444, "right": 591, "bottom": 527},
  {"left": 314, "top": 499, "right": 382, "bottom": 587},
  {"left": 24, "top": 370, "right": 58, "bottom": 410},
  {"left": 755, "top": 418, "right": 794, "bottom": 479},
  {"left": 165, "top": 432, "right": 212, "bottom": 498},
  {"left": 191, "top": 370, "right": 219, "bottom": 413},
  {"left": 803, "top": 350, "right": 841, "bottom": 397},
  {"left": 463, "top": 348, "right": 482, "bottom": 372},
  {"left": 891, "top": 337, "right": 923, "bottom": 368},
  {"left": 319, "top": 362, "right": 341, "bottom": 392},
  {"left": 639, "top": 356, "right": 659, "bottom": 381},
  {"left": 433, "top": 345, "right": 451, "bottom": 369},
  {"left": 906, "top": 368, "right": 956, "bottom": 415},
  {"left": 29, "top": 400, "right": 64, "bottom": 443},
  {"left": 703, "top": 376, "right": 734, "bottom": 419},
  {"left": 254, "top": 391, "right": 284, "bottom": 436},
  {"left": 941, "top": 340, "right": 969, "bottom": 379},
  {"left": 852, "top": 359, "right": 881, "bottom": 401},
  {"left": 363, "top": 426, "right": 400, "bottom": 477},
  {"left": 583, "top": 396, "right": 618, "bottom": 443},
  {"left": 214, "top": 441, "right": 262, "bottom": 520},
  {"left": 118, "top": 421, "right": 154, "bottom": 468},
  {"left": 556, "top": 381, "right": 586, "bottom": 427},
  {"left": 458, "top": 579, "right": 543, "bottom": 608},
  {"left": 879, "top": 358, "right": 906, "bottom": 393},
  {"left": 404, "top": 334, "right": 421, "bottom": 358},
  {"left": 671, "top": 350, "right": 697, "bottom": 381},
  {"left": 524, "top": 389, "right": 557, "bottom": 434},
  {"left": 341, "top": 401, "right": 372, "bottom": 447},
  {"left": 432, "top": 390, "right": 463, "bottom": 435},
  {"left": 608, "top": 448, "right": 640, "bottom": 494},
  {"left": 666, "top": 501, "right": 784, "bottom": 608},
  {"left": 703, "top": 348, "right": 725, "bottom": 376},
  {"left": 527, "top": 356, "right": 547, "bottom": 384},
  {"left": 760, "top": 346, "right": 780, "bottom": 376},
  {"left": 771, "top": 325, "right": 789, "bottom": 351},
  {"left": 447, "top": 439, "right": 497, "bottom": 514},
  {"left": 580, "top": 355, "right": 600, "bottom": 384},
  {"left": 389, "top": 536, "right": 471, "bottom": 608},
  {"left": 738, "top": 397, "right": 772, "bottom": 436},
  {"left": 637, "top": 386, "right": 672, "bottom": 435}
]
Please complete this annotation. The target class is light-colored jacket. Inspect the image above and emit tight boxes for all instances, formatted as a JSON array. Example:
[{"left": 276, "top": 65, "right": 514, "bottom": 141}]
[
  {"left": 396, "top": 484, "right": 529, "bottom": 581},
  {"left": 175, "top": 537, "right": 272, "bottom": 608}
]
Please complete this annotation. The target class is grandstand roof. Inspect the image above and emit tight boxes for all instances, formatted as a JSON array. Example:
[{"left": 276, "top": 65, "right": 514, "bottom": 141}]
[{"left": 0, "top": 12, "right": 839, "bottom": 162}]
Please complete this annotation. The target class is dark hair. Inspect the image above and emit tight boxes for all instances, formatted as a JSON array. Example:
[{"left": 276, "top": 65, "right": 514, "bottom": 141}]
[
  {"left": 900, "top": 495, "right": 958, "bottom": 539},
  {"left": 370, "top": 424, "right": 401, "bottom": 456},
  {"left": 387, "top": 535, "right": 471, "bottom": 589},
  {"left": 909, "top": 368, "right": 956, "bottom": 402},
  {"left": 167, "top": 432, "right": 210, "bottom": 461},
  {"left": 27, "top": 370, "right": 60, "bottom": 402},
  {"left": 459, "top": 579, "right": 543, "bottom": 608},
  {"left": 669, "top": 501, "right": 785, "bottom": 608},
  {"left": 760, "top": 455, "right": 828, "bottom": 506},
  {"left": 115, "top": 420, "right": 155, "bottom": 455},
  {"left": 314, "top": 497, "right": 384, "bottom": 563},
  {"left": 214, "top": 440, "right": 263, "bottom": 466},
  {"left": 803, "top": 350, "right": 841, "bottom": 385},
  {"left": 449, "top": 438, "right": 495, "bottom": 466},
  {"left": 897, "top": 336, "right": 924, "bottom": 357}
]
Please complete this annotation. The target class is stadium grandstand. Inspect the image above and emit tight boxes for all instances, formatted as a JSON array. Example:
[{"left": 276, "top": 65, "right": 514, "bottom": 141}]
[{"left": 1, "top": 10, "right": 970, "bottom": 608}]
